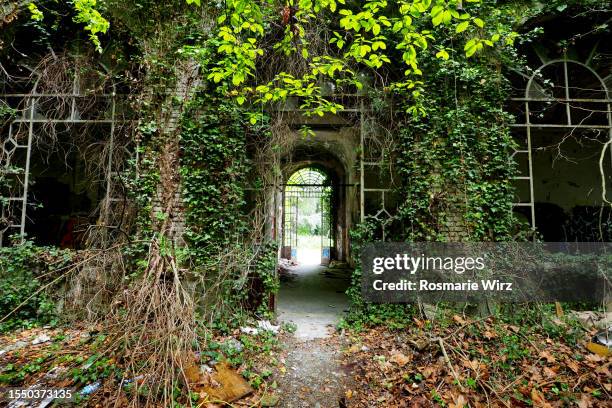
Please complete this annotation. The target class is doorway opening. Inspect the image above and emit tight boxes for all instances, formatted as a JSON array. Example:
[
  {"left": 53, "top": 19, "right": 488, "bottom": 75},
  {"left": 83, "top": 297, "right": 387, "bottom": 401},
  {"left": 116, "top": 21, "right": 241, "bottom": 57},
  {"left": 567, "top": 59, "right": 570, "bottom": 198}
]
[{"left": 281, "top": 167, "right": 333, "bottom": 265}]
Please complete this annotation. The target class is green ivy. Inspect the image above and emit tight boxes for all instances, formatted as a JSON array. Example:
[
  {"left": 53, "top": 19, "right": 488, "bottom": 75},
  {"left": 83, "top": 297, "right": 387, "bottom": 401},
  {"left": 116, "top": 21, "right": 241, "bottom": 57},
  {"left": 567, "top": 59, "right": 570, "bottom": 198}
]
[
  {"left": 344, "top": 3, "right": 530, "bottom": 325},
  {"left": 178, "top": 94, "right": 278, "bottom": 317},
  {"left": 0, "top": 241, "right": 72, "bottom": 332}
]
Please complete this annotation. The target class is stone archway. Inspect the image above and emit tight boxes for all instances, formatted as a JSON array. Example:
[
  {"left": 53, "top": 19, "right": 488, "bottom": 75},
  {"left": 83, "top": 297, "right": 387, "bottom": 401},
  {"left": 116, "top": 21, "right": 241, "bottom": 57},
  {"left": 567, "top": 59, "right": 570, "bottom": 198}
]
[{"left": 278, "top": 129, "right": 360, "bottom": 265}]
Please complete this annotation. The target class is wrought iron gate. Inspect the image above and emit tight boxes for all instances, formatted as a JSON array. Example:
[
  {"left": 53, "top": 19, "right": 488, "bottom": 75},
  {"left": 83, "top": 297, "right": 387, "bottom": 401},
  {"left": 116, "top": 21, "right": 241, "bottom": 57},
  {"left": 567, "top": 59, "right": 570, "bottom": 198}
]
[{"left": 281, "top": 167, "right": 332, "bottom": 263}]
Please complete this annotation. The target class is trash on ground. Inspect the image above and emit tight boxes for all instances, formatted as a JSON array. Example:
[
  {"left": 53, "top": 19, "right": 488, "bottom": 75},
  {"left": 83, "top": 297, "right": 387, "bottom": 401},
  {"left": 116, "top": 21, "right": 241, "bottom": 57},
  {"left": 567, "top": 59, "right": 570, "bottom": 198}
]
[
  {"left": 240, "top": 327, "right": 259, "bottom": 335},
  {"left": 569, "top": 311, "right": 612, "bottom": 330},
  {"left": 587, "top": 327, "right": 612, "bottom": 357},
  {"left": 257, "top": 320, "right": 279, "bottom": 334},
  {"left": 80, "top": 381, "right": 101, "bottom": 395},
  {"left": 240, "top": 320, "right": 280, "bottom": 335},
  {"left": 0, "top": 340, "right": 28, "bottom": 356},
  {"left": 31, "top": 334, "right": 51, "bottom": 345}
]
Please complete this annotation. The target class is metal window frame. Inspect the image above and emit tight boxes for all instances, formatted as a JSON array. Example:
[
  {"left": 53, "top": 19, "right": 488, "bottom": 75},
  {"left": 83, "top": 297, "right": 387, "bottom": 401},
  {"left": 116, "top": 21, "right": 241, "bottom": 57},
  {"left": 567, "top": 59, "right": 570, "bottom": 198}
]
[
  {"left": 509, "top": 59, "right": 612, "bottom": 231},
  {"left": 359, "top": 101, "right": 394, "bottom": 240},
  {"left": 0, "top": 74, "right": 120, "bottom": 246}
]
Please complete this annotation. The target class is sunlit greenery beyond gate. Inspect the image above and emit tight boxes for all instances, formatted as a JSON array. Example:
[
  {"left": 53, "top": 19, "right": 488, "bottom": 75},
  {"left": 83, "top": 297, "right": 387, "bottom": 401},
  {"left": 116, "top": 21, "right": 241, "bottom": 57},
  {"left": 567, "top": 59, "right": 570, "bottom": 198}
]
[{"left": 283, "top": 167, "right": 332, "bottom": 264}]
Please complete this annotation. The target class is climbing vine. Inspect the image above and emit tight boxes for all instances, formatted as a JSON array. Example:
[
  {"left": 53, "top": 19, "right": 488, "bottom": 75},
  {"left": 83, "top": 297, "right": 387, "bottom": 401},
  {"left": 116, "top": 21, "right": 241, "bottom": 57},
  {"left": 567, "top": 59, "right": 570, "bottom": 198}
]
[{"left": 343, "top": 1, "right": 531, "bottom": 324}]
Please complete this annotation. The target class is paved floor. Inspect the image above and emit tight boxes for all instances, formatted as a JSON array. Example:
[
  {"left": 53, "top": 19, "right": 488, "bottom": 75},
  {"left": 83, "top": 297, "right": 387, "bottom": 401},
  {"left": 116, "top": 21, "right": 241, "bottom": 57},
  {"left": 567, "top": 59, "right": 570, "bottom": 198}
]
[{"left": 277, "top": 262, "right": 350, "bottom": 340}]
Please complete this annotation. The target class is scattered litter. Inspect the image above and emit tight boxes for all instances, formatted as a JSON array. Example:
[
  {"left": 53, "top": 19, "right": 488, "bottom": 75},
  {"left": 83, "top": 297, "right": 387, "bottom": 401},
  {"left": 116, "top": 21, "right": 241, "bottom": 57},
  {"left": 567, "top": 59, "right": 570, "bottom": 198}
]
[
  {"left": 241, "top": 320, "right": 280, "bottom": 335},
  {"left": 587, "top": 327, "right": 612, "bottom": 357},
  {"left": 361, "top": 346, "right": 369, "bottom": 352},
  {"left": 240, "top": 327, "right": 259, "bottom": 335},
  {"left": 80, "top": 381, "right": 101, "bottom": 395},
  {"left": 200, "top": 364, "right": 213, "bottom": 374},
  {"left": 257, "top": 320, "right": 280, "bottom": 334},
  {"left": 594, "top": 327, "right": 612, "bottom": 347},
  {"left": 0, "top": 340, "right": 28, "bottom": 356},
  {"left": 31, "top": 334, "right": 51, "bottom": 345},
  {"left": 123, "top": 375, "right": 144, "bottom": 385},
  {"left": 328, "top": 260, "right": 349, "bottom": 269},
  {"left": 44, "top": 366, "right": 66, "bottom": 380},
  {"left": 586, "top": 341, "right": 610, "bottom": 357},
  {"left": 569, "top": 311, "right": 612, "bottom": 330}
]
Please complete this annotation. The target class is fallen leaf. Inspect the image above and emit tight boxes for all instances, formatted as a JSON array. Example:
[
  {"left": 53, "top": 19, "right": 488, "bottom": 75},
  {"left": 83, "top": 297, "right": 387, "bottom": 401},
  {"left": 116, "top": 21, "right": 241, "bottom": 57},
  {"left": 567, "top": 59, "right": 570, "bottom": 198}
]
[
  {"left": 543, "top": 366, "right": 557, "bottom": 378},
  {"left": 483, "top": 330, "right": 497, "bottom": 339},
  {"left": 449, "top": 393, "right": 467, "bottom": 408},
  {"left": 389, "top": 352, "right": 411, "bottom": 367},
  {"left": 453, "top": 315, "right": 466, "bottom": 324},
  {"left": 539, "top": 350, "right": 556, "bottom": 364},
  {"left": 566, "top": 359, "right": 580, "bottom": 374},
  {"left": 577, "top": 393, "right": 593, "bottom": 408}
]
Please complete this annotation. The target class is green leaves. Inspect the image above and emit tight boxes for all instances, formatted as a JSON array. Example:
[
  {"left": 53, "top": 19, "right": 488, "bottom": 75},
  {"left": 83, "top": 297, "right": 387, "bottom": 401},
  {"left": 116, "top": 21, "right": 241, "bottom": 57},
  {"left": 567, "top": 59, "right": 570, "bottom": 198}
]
[
  {"left": 72, "top": 0, "right": 110, "bottom": 52},
  {"left": 435, "top": 49, "right": 449, "bottom": 60},
  {"left": 464, "top": 35, "right": 495, "bottom": 57},
  {"left": 28, "top": 3, "right": 44, "bottom": 21},
  {"left": 456, "top": 21, "right": 470, "bottom": 33},
  {"left": 71, "top": 0, "right": 110, "bottom": 53},
  {"left": 207, "top": 0, "right": 505, "bottom": 116},
  {"left": 28, "top": 0, "right": 109, "bottom": 52}
]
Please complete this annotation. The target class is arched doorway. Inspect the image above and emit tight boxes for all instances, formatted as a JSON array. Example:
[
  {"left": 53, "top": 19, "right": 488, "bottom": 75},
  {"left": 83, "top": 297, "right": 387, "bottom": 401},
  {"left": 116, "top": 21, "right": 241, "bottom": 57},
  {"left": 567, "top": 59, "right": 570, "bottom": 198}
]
[{"left": 281, "top": 166, "right": 333, "bottom": 265}]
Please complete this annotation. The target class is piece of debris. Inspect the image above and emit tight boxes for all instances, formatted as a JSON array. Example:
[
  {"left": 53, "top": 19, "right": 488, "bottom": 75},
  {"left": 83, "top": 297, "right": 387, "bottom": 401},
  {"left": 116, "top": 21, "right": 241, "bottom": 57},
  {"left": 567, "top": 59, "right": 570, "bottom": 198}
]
[
  {"left": 44, "top": 366, "right": 66, "bottom": 379},
  {"left": 569, "top": 311, "right": 612, "bottom": 330},
  {"left": 80, "top": 381, "right": 101, "bottom": 395},
  {"left": 0, "top": 340, "right": 28, "bottom": 356},
  {"left": 31, "top": 334, "right": 51, "bottom": 345},
  {"left": 240, "top": 327, "right": 259, "bottom": 335},
  {"left": 123, "top": 375, "right": 144, "bottom": 385},
  {"left": 257, "top": 320, "right": 280, "bottom": 334},
  {"left": 587, "top": 327, "right": 612, "bottom": 357},
  {"left": 241, "top": 320, "right": 280, "bottom": 335},
  {"left": 201, "top": 363, "right": 253, "bottom": 403}
]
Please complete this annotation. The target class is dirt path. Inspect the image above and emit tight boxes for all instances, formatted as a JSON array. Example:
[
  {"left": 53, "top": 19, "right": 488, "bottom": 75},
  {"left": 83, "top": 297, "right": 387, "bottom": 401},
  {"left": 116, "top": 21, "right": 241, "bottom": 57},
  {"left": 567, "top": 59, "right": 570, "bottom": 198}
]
[
  {"left": 275, "top": 262, "right": 353, "bottom": 407},
  {"left": 277, "top": 335, "right": 351, "bottom": 408}
]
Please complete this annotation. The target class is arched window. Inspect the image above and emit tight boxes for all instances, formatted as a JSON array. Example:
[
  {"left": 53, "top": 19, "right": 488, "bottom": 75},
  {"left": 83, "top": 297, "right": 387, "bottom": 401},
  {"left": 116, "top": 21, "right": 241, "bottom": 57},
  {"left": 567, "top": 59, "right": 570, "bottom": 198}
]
[{"left": 510, "top": 59, "right": 612, "bottom": 241}]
